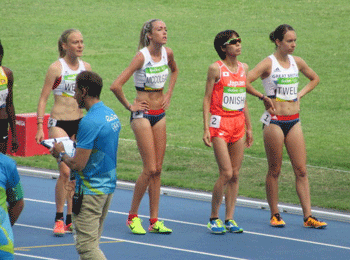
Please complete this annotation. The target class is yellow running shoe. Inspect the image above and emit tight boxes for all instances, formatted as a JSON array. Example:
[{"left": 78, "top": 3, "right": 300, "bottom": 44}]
[
  {"left": 148, "top": 220, "right": 172, "bottom": 234},
  {"left": 304, "top": 216, "right": 327, "bottom": 229},
  {"left": 270, "top": 213, "right": 286, "bottom": 227},
  {"left": 127, "top": 217, "right": 146, "bottom": 235}
]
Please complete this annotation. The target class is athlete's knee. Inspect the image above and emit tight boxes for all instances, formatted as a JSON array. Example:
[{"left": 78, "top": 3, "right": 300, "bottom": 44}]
[
  {"left": 219, "top": 169, "right": 234, "bottom": 182},
  {"left": 267, "top": 169, "right": 281, "bottom": 179},
  {"left": 294, "top": 167, "right": 308, "bottom": 179},
  {"left": 228, "top": 170, "right": 239, "bottom": 183},
  {"left": 142, "top": 167, "right": 158, "bottom": 178}
]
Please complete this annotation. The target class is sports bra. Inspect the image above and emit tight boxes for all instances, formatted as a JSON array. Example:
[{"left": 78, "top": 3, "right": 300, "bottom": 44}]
[
  {"left": 133, "top": 47, "right": 169, "bottom": 92},
  {"left": 52, "top": 58, "right": 86, "bottom": 97},
  {"left": 262, "top": 54, "right": 299, "bottom": 102},
  {"left": 0, "top": 67, "right": 9, "bottom": 108}
]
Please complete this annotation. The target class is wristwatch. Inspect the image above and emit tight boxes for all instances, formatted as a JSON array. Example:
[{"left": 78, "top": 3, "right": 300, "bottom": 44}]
[{"left": 58, "top": 152, "right": 67, "bottom": 163}]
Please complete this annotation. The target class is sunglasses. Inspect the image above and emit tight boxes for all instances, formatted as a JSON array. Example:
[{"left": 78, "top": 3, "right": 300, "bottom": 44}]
[{"left": 224, "top": 37, "right": 242, "bottom": 45}]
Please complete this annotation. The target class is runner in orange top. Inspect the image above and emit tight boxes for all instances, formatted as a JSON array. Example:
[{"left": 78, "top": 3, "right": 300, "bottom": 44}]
[{"left": 203, "top": 30, "right": 253, "bottom": 234}]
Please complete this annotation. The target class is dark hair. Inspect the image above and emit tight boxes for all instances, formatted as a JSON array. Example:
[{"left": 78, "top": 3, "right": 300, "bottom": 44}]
[
  {"left": 214, "top": 30, "right": 240, "bottom": 60},
  {"left": 0, "top": 40, "right": 3, "bottom": 65},
  {"left": 269, "top": 24, "right": 294, "bottom": 46},
  {"left": 76, "top": 71, "right": 103, "bottom": 98}
]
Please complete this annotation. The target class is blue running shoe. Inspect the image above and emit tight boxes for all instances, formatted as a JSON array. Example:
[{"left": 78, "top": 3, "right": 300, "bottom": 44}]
[
  {"left": 207, "top": 219, "right": 226, "bottom": 234},
  {"left": 225, "top": 220, "right": 243, "bottom": 233}
]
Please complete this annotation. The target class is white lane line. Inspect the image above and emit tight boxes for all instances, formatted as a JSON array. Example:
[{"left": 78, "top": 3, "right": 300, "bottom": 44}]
[
  {"left": 16, "top": 223, "right": 246, "bottom": 260},
  {"left": 22, "top": 199, "right": 350, "bottom": 251},
  {"left": 20, "top": 172, "right": 350, "bottom": 223},
  {"left": 14, "top": 252, "right": 61, "bottom": 260},
  {"left": 100, "top": 235, "right": 248, "bottom": 260}
]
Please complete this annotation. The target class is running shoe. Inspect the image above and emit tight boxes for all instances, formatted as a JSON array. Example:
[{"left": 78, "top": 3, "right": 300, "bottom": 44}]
[
  {"left": 270, "top": 213, "right": 286, "bottom": 227},
  {"left": 304, "top": 216, "right": 327, "bottom": 229},
  {"left": 225, "top": 220, "right": 243, "bottom": 233},
  {"left": 53, "top": 219, "right": 65, "bottom": 236},
  {"left": 148, "top": 220, "right": 173, "bottom": 234},
  {"left": 126, "top": 217, "right": 146, "bottom": 235},
  {"left": 65, "top": 223, "right": 73, "bottom": 233},
  {"left": 207, "top": 219, "right": 226, "bottom": 234}
]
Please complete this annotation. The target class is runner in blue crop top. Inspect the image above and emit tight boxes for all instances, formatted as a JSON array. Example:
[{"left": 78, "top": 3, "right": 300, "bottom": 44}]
[
  {"left": 111, "top": 19, "right": 178, "bottom": 234},
  {"left": 245, "top": 24, "right": 326, "bottom": 229},
  {"left": 35, "top": 29, "right": 92, "bottom": 237}
]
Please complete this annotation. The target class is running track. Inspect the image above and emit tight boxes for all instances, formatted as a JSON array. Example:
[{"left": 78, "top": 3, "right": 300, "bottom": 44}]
[{"left": 13, "top": 166, "right": 350, "bottom": 260}]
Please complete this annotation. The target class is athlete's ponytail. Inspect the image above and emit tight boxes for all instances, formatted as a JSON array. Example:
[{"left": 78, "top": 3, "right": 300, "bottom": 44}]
[{"left": 138, "top": 19, "right": 160, "bottom": 50}]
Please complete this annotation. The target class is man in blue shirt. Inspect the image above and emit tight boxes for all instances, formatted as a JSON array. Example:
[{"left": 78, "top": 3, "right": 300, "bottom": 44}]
[
  {"left": 51, "top": 71, "right": 121, "bottom": 260},
  {"left": 0, "top": 154, "right": 24, "bottom": 260}
]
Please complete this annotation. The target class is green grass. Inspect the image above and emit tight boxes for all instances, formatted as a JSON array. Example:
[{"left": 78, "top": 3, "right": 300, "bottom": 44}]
[{"left": 1, "top": 0, "right": 349, "bottom": 212}]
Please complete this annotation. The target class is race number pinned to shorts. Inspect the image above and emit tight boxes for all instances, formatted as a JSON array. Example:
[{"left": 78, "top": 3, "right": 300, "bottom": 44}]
[
  {"left": 132, "top": 111, "right": 144, "bottom": 119},
  {"left": 48, "top": 118, "right": 57, "bottom": 128},
  {"left": 209, "top": 115, "right": 221, "bottom": 129},
  {"left": 260, "top": 111, "right": 271, "bottom": 126}
]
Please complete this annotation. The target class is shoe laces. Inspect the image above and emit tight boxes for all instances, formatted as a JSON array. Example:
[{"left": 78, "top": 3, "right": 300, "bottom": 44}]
[
  {"left": 226, "top": 220, "right": 238, "bottom": 226},
  {"left": 306, "top": 216, "right": 319, "bottom": 223},
  {"left": 272, "top": 213, "right": 282, "bottom": 221},
  {"left": 212, "top": 219, "right": 224, "bottom": 227}
]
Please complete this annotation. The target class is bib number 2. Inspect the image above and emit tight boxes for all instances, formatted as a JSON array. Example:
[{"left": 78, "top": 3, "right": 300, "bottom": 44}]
[{"left": 210, "top": 115, "right": 221, "bottom": 129}]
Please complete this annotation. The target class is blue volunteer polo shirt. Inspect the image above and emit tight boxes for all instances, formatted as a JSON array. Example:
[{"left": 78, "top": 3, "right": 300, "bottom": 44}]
[{"left": 73, "top": 101, "right": 121, "bottom": 195}]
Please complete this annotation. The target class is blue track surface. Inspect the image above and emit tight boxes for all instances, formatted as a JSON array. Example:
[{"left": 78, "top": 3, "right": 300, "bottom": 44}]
[{"left": 13, "top": 174, "right": 350, "bottom": 260}]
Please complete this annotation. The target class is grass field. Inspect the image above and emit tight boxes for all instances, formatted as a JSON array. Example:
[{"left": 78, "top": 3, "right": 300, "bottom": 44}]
[{"left": 1, "top": 0, "right": 349, "bottom": 212}]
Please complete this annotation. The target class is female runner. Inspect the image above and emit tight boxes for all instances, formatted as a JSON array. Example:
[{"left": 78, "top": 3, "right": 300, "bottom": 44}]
[
  {"left": 110, "top": 19, "right": 178, "bottom": 234},
  {"left": 246, "top": 24, "right": 327, "bottom": 229},
  {"left": 35, "top": 29, "right": 91, "bottom": 236}
]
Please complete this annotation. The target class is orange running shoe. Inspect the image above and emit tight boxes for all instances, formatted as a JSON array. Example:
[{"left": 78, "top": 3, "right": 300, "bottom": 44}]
[
  {"left": 304, "top": 216, "right": 327, "bottom": 229},
  {"left": 65, "top": 223, "right": 73, "bottom": 233},
  {"left": 270, "top": 213, "right": 286, "bottom": 227},
  {"left": 53, "top": 219, "right": 65, "bottom": 236}
]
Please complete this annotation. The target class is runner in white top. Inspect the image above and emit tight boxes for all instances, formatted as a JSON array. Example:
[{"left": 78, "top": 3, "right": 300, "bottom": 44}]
[
  {"left": 35, "top": 29, "right": 91, "bottom": 237},
  {"left": 52, "top": 58, "right": 86, "bottom": 97},
  {"left": 245, "top": 24, "right": 327, "bottom": 229},
  {"left": 262, "top": 54, "right": 299, "bottom": 101},
  {"left": 111, "top": 19, "right": 178, "bottom": 234},
  {"left": 134, "top": 46, "right": 168, "bottom": 92}
]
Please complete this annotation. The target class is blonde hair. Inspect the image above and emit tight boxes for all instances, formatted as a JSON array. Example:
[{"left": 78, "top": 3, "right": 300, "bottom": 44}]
[
  {"left": 58, "top": 29, "right": 80, "bottom": 58},
  {"left": 138, "top": 19, "right": 160, "bottom": 50}
]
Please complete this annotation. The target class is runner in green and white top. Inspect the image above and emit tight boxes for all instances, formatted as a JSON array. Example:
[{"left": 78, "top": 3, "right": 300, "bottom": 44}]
[
  {"left": 134, "top": 46, "right": 169, "bottom": 92},
  {"left": 111, "top": 19, "right": 178, "bottom": 235}
]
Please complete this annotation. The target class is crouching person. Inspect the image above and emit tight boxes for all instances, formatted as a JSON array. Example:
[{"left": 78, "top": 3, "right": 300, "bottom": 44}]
[{"left": 51, "top": 71, "right": 121, "bottom": 260}]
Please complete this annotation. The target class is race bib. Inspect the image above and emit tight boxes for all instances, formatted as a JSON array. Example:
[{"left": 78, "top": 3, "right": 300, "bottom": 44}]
[
  {"left": 132, "top": 111, "right": 144, "bottom": 119},
  {"left": 209, "top": 115, "right": 221, "bottom": 129},
  {"left": 222, "top": 87, "right": 246, "bottom": 111},
  {"left": 48, "top": 118, "right": 57, "bottom": 128},
  {"left": 260, "top": 111, "right": 271, "bottom": 126},
  {"left": 144, "top": 65, "right": 168, "bottom": 91},
  {"left": 275, "top": 77, "right": 298, "bottom": 102},
  {"left": 61, "top": 74, "right": 77, "bottom": 97}
]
